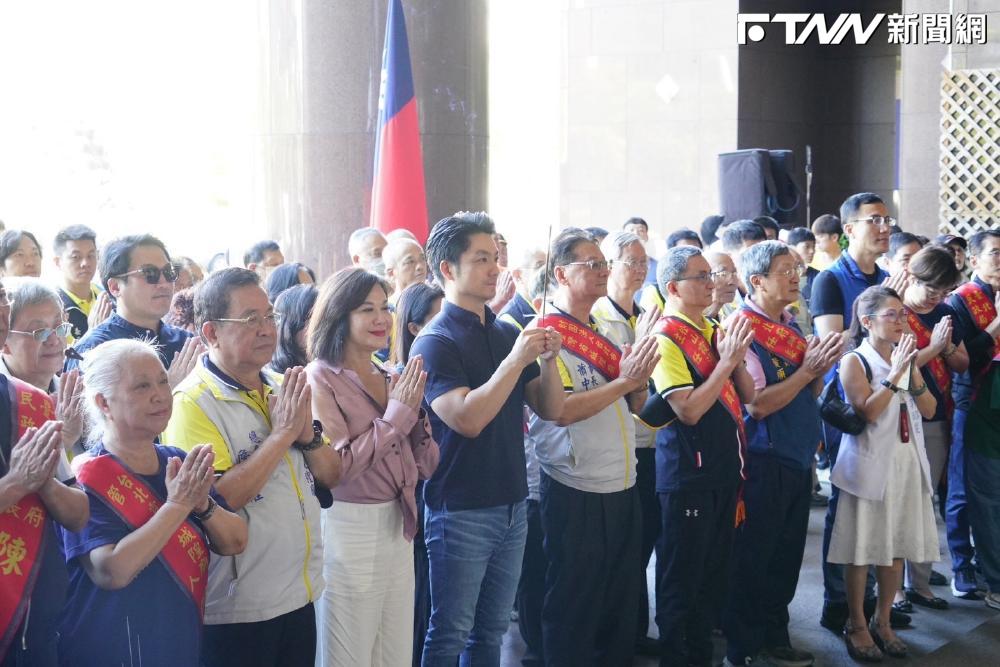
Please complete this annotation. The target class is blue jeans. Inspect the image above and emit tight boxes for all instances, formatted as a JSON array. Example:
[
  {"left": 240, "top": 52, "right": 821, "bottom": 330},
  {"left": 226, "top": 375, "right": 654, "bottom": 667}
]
[
  {"left": 947, "top": 408, "right": 976, "bottom": 574},
  {"left": 422, "top": 502, "right": 527, "bottom": 666},
  {"left": 821, "top": 421, "right": 875, "bottom": 605},
  {"left": 965, "top": 448, "right": 1000, "bottom": 590}
]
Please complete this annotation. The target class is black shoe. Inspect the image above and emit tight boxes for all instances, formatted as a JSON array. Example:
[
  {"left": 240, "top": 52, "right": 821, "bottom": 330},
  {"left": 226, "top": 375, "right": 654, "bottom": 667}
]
[
  {"left": 820, "top": 602, "right": 848, "bottom": 634},
  {"left": 929, "top": 569, "right": 948, "bottom": 586},
  {"left": 905, "top": 588, "right": 950, "bottom": 610},
  {"left": 634, "top": 635, "right": 659, "bottom": 657},
  {"left": 891, "top": 598, "right": 913, "bottom": 614}
]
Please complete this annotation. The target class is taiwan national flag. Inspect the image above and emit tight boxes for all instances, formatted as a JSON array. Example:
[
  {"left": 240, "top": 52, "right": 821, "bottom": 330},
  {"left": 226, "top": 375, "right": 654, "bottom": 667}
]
[{"left": 370, "top": 0, "right": 428, "bottom": 244}]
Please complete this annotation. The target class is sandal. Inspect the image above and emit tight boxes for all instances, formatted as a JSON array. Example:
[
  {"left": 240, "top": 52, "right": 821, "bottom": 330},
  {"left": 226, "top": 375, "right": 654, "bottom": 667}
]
[
  {"left": 869, "top": 619, "right": 908, "bottom": 659},
  {"left": 844, "top": 620, "right": 883, "bottom": 662}
]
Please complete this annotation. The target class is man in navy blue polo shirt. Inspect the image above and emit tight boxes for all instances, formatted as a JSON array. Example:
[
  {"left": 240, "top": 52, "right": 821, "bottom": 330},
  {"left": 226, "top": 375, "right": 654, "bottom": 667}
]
[
  {"left": 810, "top": 193, "right": 910, "bottom": 633},
  {"left": 66, "top": 234, "right": 202, "bottom": 387},
  {"left": 412, "top": 212, "right": 564, "bottom": 666}
]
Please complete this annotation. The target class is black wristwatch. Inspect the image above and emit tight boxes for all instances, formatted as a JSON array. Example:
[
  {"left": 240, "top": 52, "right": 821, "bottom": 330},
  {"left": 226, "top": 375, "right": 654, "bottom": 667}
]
[
  {"left": 193, "top": 496, "right": 218, "bottom": 522},
  {"left": 880, "top": 379, "right": 901, "bottom": 393},
  {"left": 295, "top": 420, "right": 325, "bottom": 452}
]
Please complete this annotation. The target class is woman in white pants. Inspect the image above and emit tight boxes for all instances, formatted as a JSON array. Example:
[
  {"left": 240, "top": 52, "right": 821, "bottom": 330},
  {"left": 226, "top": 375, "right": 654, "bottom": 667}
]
[{"left": 306, "top": 268, "right": 440, "bottom": 667}]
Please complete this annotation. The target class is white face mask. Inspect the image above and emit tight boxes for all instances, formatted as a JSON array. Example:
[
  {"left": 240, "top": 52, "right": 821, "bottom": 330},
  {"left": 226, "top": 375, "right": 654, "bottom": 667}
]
[{"left": 365, "top": 258, "right": 387, "bottom": 277}]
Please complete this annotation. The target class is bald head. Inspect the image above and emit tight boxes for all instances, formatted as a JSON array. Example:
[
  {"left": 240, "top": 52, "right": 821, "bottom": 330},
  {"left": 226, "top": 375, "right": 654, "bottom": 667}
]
[{"left": 384, "top": 238, "right": 427, "bottom": 291}]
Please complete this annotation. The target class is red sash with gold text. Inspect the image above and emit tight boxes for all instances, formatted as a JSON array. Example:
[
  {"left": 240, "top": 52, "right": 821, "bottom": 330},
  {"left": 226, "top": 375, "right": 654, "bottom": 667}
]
[
  {"left": 77, "top": 455, "right": 209, "bottom": 618},
  {"left": 733, "top": 307, "right": 807, "bottom": 368},
  {"left": 537, "top": 313, "right": 621, "bottom": 382},
  {"left": 955, "top": 282, "right": 1000, "bottom": 362},
  {"left": 906, "top": 309, "right": 954, "bottom": 418},
  {"left": 0, "top": 380, "right": 56, "bottom": 659},
  {"left": 657, "top": 316, "right": 748, "bottom": 525}
]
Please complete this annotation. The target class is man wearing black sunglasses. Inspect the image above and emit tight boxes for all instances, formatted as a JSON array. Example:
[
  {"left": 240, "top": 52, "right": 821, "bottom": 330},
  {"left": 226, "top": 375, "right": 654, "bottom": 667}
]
[{"left": 65, "top": 234, "right": 203, "bottom": 387}]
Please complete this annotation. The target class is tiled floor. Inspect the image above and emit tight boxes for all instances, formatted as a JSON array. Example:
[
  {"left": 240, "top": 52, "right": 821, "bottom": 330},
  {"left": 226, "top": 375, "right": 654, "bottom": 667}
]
[{"left": 500, "top": 473, "right": 1000, "bottom": 666}]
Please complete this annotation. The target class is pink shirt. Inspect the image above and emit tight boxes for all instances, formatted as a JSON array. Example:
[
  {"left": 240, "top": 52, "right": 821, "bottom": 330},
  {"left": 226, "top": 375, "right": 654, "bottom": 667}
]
[
  {"left": 306, "top": 359, "right": 439, "bottom": 541},
  {"left": 723, "top": 298, "right": 798, "bottom": 392}
]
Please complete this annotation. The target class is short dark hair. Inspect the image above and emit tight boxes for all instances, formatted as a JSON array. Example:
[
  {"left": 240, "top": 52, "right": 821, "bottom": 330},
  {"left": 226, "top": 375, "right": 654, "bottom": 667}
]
[
  {"left": 53, "top": 224, "right": 97, "bottom": 255},
  {"left": 165, "top": 288, "right": 196, "bottom": 330},
  {"left": 0, "top": 230, "right": 42, "bottom": 267},
  {"left": 309, "top": 268, "right": 391, "bottom": 365},
  {"left": 787, "top": 227, "right": 815, "bottom": 246},
  {"left": 194, "top": 267, "right": 261, "bottom": 328},
  {"left": 721, "top": 220, "right": 766, "bottom": 252},
  {"left": 969, "top": 229, "right": 1000, "bottom": 257},
  {"left": 391, "top": 282, "right": 444, "bottom": 366},
  {"left": 265, "top": 262, "right": 316, "bottom": 303},
  {"left": 243, "top": 240, "right": 281, "bottom": 267},
  {"left": 99, "top": 234, "right": 171, "bottom": 293},
  {"left": 811, "top": 214, "right": 842, "bottom": 236},
  {"left": 753, "top": 216, "right": 780, "bottom": 236},
  {"left": 700, "top": 215, "right": 725, "bottom": 246},
  {"left": 839, "top": 193, "right": 885, "bottom": 227},
  {"left": 888, "top": 232, "right": 923, "bottom": 259},
  {"left": 550, "top": 228, "right": 597, "bottom": 282},
  {"left": 584, "top": 227, "right": 609, "bottom": 243},
  {"left": 909, "top": 245, "right": 960, "bottom": 289},
  {"left": 667, "top": 229, "right": 703, "bottom": 249},
  {"left": 425, "top": 212, "right": 496, "bottom": 283},
  {"left": 623, "top": 217, "right": 648, "bottom": 231},
  {"left": 271, "top": 284, "right": 319, "bottom": 373}
]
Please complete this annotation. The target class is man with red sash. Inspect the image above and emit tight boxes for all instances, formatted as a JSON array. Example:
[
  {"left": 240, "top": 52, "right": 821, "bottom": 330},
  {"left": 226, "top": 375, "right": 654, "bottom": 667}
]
[
  {"left": 721, "top": 241, "right": 842, "bottom": 667},
  {"left": 639, "top": 245, "right": 755, "bottom": 667},
  {"left": 0, "top": 279, "right": 88, "bottom": 667},
  {"left": 947, "top": 229, "right": 1000, "bottom": 607},
  {"left": 533, "top": 228, "right": 659, "bottom": 666}
]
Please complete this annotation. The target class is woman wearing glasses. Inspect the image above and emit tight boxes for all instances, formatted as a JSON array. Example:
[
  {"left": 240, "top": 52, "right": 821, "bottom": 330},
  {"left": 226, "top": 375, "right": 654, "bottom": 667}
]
[
  {"left": 828, "top": 286, "right": 940, "bottom": 661},
  {"left": 1, "top": 279, "right": 86, "bottom": 454},
  {"left": 892, "top": 245, "right": 969, "bottom": 612},
  {"left": 305, "top": 268, "right": 439, "bottom": 667}
]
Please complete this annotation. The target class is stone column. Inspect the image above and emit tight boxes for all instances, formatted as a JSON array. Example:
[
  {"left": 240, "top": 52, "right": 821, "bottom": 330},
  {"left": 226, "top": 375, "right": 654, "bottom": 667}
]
[{"left": 252, "top": 0, "right": 488, "bottom": 279}]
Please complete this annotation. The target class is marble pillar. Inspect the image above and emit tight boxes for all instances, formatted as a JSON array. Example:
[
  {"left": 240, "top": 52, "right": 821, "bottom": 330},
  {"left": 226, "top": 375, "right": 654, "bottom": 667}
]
[{"left": 253, "top": 0, "right": 488, "bottom": 279}]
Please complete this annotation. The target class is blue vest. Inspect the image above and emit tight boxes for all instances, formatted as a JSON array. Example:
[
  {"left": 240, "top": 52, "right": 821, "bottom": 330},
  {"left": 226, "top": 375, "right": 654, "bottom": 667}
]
[
  {"left": 822, "top": 252, "right": 888, "bottom": 385},
  {"left": 826, "top": 252, "right": 888, "bottom": 329},
  {"left": 742, "top": 316, "right": 822, "bottom": 470}
]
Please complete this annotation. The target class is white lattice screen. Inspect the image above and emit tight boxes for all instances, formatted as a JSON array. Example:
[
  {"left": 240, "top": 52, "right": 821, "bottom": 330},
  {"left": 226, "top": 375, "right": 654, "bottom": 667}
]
[{"left": 940, "top": 69, "right": 1000, "bottom": 235}]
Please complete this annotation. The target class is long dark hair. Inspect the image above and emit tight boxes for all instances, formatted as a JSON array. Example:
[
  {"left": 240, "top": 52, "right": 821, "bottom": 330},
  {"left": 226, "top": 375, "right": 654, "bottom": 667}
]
[
  {"left": 390, "top": 282, "right": 444, "bottom": 366},
  {"left": 847, "top": 286, "right": 901, "bottom": 351},
  {"left": 309, "top": 268, "right": 391, "bottom": 365},
  {"left": 271, "top": 284, "right": 318, "bottom": 372}
]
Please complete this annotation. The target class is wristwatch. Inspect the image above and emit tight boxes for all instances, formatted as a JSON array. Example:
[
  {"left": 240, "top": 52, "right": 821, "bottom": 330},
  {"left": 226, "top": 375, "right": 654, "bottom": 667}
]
[
  {"left": 193, "top": 496, "right": 217, "bottom": 522},
  {"left": 295, "top": 419, "right": 325, "bottom": 452},
  {"left": 880, "top": 379, "right": 901, "bottom": 393}
]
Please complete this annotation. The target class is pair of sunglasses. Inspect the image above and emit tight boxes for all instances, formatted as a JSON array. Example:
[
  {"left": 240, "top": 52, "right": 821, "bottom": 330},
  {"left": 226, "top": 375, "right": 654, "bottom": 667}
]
[{"left": 115, "top": 263, "right": 180, "bottom": 284}]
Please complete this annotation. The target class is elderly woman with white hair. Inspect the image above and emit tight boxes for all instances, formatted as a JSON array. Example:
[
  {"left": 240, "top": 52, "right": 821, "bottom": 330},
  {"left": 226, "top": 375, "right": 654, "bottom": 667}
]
[
  {"left": 58, "top": 339, "right": 247, "bottom": 667},
  {"left": 1, "top": 278, "right": 86, "bottom": 455}
]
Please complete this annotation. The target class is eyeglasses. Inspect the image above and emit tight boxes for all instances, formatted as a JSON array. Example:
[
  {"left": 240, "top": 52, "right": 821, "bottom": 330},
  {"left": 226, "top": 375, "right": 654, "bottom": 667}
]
[
  {"left": 710, "top": 269, "right": 737, "bottom": 282},
  {"left": 115, "top": 263, "right": 179, "bottom": 284},
  {"left": 674, "top": 272, "right": 714, "bottom": 283},
  {"left": 918, "top": 283, "right": 951, "bottom": 300},
  {"left": 979, "top": 249, "right": 1000, "bottom": 260},
  {"left": 9, "top": 322, "right": 72, "bottom": 343},
  {"left": 850, "top": 215, "right": 896, "bottom": 229},
  {"left": 610, "top": 259, "right": 647, "bottom": 272},
  {"left": 763, "top": 265, "right": 808, "bottom": 279},
  {"left": 868, "top": 309, "right": 908, "bottom": 323},
  {"left": 562, "top": 260, "right": 609, "bottom": 272},
  {"left": 210, "top": 312, "right": 279, "bottom": 329}
]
